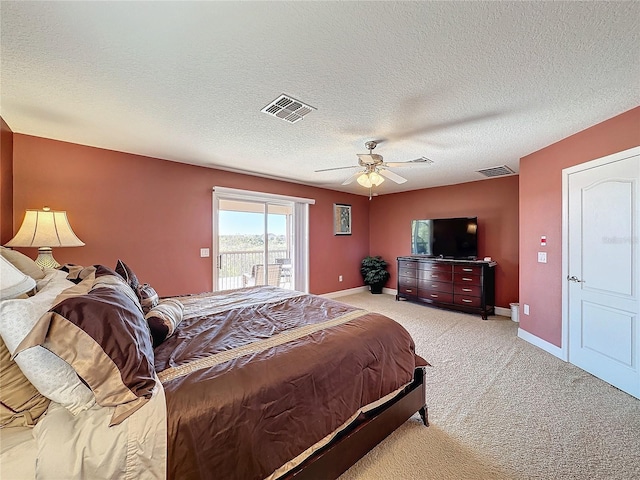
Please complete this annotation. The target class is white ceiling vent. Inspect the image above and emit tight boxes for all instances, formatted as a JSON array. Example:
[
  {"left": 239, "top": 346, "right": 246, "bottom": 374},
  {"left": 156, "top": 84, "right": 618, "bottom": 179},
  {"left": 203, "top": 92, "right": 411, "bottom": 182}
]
[
  {"left": 261, "top": 94, "right": 316, "bottom": 124},
  {"left": 477, "top": 165, "right": 515, "bottom": 177}
]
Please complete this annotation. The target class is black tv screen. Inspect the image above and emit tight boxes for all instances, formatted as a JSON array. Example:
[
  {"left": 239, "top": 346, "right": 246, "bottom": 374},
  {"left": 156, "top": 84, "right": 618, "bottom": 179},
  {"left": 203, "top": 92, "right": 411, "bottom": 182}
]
[{"left": 411, "top": 217, "right": 478, "bottom": 259}]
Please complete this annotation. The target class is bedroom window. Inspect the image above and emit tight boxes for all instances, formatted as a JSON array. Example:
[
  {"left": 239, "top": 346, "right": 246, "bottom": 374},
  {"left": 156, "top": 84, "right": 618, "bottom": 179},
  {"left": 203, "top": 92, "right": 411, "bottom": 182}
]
[{"left": 212, "top": 187, "right": 314, "bottom": 293}]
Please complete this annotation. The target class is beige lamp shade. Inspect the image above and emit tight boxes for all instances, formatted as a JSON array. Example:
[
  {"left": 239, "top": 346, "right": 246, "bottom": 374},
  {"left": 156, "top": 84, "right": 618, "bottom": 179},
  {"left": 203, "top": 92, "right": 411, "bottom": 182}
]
[
  {"left": 0, "top": 256, "right": 36, "bottom": 299},
  {"left": 357, "top": 171, "right": 385, "bottom": 188},
  {"left": 5, "top": 208, "right": 85, "bottom": 269}
]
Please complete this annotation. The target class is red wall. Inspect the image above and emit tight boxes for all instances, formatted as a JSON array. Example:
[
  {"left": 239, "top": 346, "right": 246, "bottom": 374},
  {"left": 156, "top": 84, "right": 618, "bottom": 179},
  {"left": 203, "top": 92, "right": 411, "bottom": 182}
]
[
  {"left": 12, "top": 134, "right": 371, "bottom": 297},
  {"left": 519, "top": 106, "right": 640, "bottom": 347},
  {"left": 0, "top": 118, "right": 13, "bottom": 244},
  {"left": 369, "top": 175, "right": 520, "bottom": 309}
]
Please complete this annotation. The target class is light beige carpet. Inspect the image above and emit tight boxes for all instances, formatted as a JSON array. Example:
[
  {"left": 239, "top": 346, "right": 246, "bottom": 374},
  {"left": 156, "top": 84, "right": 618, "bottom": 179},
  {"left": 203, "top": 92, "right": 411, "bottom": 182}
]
[{"left": 336, "top": 293, "right": 640, "bottom": 480}]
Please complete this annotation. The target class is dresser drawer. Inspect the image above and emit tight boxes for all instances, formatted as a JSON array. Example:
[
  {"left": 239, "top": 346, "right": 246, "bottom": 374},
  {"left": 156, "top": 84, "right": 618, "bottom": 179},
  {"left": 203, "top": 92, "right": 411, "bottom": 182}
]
[
  {"left": 398, "top": 267, "right": 417, "bottom": 278},
  {"left": 418, "top": 262, "right": 451, "bottom": 273},
  {"left": 398, "top": 260, "right": 417, "bottom": 270},
  {"left": 454, "top": 264, "right": 482, "bottom": 275},
  {"left": 453, "top": 295, "right": 481, "bottom": 308},
  {"left": 398, "top": 285, "right": 417, "bottom": 297},
  {"left": 418, "top": 279, "right": 451, "bottom": 293},
  {"left": 399, "top": 276, "right": 417, "bottom": 288},
  {"left": 419, "top": 291, "right": 453, "bottom": 304},
  {"left": 418, "top": 270, "right": 453, "bottom": 282},
  {"left": 453, "top": 283, "right": 481, "bottom": 297},
  {"left": 454, "top": 272, "right": 481, "bottom": 286}
]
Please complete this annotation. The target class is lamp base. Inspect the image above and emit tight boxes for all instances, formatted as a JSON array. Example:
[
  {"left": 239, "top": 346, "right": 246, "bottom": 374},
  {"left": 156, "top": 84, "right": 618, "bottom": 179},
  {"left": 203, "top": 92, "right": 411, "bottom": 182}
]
[{"left": 34, "top": 247, "right": 60, "bottom": 269}]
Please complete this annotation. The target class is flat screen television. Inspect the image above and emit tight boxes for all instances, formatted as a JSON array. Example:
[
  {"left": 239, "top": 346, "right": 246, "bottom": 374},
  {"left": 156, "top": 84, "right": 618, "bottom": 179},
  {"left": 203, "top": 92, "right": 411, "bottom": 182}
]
[{"left": 411, "top": 217, "right": 478, "bottom": 259}]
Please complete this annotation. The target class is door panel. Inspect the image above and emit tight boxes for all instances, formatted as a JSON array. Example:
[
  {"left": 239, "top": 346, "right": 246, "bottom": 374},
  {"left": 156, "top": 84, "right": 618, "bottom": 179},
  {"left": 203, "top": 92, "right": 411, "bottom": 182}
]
[
  {"left": 567, "top": 152, "right": 639, "bottom": 398},
  {"left": 582, "top": 180, "right": 634, "bottom": 296},
  {"left": 582, "top": 302, "right": 634, "bottom": 366}
]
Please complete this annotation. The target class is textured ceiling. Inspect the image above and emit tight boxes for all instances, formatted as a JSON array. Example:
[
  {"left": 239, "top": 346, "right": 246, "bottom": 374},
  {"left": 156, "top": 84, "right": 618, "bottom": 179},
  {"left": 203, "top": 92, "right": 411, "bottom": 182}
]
[{"left": 1, "top": 2, "right": 639, "bottom": 196}]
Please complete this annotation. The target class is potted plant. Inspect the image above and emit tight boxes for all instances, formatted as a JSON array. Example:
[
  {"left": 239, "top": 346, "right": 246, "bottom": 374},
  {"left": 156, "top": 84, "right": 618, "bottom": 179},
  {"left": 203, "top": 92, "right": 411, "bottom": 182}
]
[{"left": 360, "top": 256, "right": 390, "bottom": 294}]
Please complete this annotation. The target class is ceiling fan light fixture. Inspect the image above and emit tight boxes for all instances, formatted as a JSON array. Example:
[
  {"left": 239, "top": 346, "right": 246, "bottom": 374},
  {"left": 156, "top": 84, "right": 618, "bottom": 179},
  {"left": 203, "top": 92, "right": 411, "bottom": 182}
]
[
  {"left": 369, "top": 171, "right": 384, "bottom": 186},
  {"left": 357, "top": 173, "right": 373, "bottom": 188},
  {"left": 356, "top": 171, "right": 384, "bottom": 188}
]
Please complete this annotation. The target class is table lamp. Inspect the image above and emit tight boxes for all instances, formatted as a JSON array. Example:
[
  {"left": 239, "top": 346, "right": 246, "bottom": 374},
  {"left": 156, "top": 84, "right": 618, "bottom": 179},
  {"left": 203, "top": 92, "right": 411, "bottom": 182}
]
[{"left": 4, "top": 207, "right": 85, "bottom": 269}]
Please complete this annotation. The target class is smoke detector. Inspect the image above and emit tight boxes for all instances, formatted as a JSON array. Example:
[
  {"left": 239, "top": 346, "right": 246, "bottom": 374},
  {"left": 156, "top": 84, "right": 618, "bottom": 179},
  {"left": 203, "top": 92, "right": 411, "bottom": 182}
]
[
  {"left": 477, "top": 165, "right": 515, "bottom": 177},
  {"left": 261, "top": 94, "right": 316, "bottom": 124}
]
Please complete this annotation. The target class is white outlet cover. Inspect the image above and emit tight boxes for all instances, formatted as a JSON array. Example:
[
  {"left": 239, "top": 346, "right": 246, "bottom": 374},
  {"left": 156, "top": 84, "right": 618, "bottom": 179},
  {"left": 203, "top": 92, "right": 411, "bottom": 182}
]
[
  {"left": 524, "top": 304, "right": 530, "bottom": 315},
  {"left": 537, "top": 252, "right": 547, "bottom": 263},
  {"left": 200, "top": 248, "right": 210, "bottom": 258}
]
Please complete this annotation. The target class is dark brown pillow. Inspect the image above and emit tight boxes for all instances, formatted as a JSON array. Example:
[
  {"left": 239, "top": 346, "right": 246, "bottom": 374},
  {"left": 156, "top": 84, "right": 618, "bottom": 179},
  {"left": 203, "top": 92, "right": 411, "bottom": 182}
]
[
  {"left": 15, "top": 283, "right": 156, "bottom": 426},
  {"left": 115, "top": 259, "right": 139, "bottom": 290}
]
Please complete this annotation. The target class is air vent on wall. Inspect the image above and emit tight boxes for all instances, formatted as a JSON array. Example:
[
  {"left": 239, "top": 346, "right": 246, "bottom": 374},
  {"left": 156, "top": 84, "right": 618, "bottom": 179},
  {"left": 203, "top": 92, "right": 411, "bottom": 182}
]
[
  {"left": 477, "top": 165, "right": 515, "bottom": 177},
  {"left": 261, "top": 94, "right": 316, "bottom": 124}
]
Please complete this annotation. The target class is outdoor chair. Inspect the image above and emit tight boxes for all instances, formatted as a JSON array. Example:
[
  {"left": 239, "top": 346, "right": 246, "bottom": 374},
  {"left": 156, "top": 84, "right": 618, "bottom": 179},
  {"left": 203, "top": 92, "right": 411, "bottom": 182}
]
[{"left": 242, "top": 264, "right": 282, "bottom": 287}]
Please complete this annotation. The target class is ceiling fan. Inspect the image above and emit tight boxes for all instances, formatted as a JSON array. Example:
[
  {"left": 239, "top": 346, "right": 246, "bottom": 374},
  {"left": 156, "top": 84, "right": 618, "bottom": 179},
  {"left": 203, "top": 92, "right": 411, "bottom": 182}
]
[{"left": 315, "top": 141, "right": 433, "bottom": 198}]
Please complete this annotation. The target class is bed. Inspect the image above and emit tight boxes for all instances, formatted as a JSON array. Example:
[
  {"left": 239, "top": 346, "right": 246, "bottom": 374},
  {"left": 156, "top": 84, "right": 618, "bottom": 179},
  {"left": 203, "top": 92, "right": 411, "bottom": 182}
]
[{"left": 0, "top": 256, "right": 428, "bottom": 480}]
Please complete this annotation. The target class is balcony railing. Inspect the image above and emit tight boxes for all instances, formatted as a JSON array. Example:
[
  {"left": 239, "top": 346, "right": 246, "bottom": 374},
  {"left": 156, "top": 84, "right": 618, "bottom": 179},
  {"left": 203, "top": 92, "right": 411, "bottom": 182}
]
[{"left": 218, "top": 249, "right": 290, "bottom": 290}]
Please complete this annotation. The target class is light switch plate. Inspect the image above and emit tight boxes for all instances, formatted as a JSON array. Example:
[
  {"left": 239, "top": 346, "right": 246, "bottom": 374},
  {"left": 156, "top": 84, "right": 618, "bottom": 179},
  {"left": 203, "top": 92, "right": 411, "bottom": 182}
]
[
  {"left": 524, "top": 304, "right": 530, "bottom": 315},
  {"left": 200, "top": 248, "right": 210, "bottom": 258},
  {"left": 537, "top": 252, "right": 547, "bottom": 263}
]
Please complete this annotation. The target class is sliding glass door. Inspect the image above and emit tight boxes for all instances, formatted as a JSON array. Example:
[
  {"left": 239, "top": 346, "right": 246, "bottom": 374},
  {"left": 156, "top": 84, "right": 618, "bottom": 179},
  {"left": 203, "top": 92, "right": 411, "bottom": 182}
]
[{"left": 212, "top": 187, "right": 313, "bottom": 292}]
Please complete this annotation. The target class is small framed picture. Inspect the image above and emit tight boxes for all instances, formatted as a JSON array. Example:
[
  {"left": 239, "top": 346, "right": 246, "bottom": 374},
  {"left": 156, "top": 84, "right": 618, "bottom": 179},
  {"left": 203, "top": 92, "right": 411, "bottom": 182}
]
[{"left": 334, "top": 203, "right": 352, "bottom": 235}]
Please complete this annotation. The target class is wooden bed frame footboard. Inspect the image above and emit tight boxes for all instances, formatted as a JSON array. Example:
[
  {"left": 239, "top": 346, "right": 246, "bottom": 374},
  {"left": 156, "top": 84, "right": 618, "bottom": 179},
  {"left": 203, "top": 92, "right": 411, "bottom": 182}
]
[{"left": 281, "top": 367, "right": 428, "bottom": 480}]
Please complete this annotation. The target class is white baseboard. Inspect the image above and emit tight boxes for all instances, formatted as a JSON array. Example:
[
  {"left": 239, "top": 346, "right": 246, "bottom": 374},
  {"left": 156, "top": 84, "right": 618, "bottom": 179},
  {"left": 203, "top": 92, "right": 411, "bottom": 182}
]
[
  {"left": 494, "top": 306, "right": 511, "bottom": 317},
  {"left": 517, "top": 328, "right": 567, "bottom": 361},
  {"left": 321, "top": 286, "right": 368, "bottom": 299}
]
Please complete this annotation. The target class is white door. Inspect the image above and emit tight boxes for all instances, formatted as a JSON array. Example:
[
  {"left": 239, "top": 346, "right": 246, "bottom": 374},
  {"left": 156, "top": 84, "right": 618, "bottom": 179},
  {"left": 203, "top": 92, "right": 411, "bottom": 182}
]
[{"left": 566, "top": 148, "right": 639, "bottom": 398}]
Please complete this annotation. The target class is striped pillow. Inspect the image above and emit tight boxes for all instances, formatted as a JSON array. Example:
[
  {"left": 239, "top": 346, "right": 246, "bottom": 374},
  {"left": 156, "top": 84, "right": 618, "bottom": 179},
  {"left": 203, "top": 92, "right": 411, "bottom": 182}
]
[{"left": 145, "top": 299, "right": 184, "bottom": 347}]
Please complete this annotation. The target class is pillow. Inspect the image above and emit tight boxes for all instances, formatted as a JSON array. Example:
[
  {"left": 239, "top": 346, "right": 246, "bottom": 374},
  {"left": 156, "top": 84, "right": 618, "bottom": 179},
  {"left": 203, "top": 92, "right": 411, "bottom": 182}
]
[
  {"left": 136, "top": 283, "right": 159, "bottom": 314},
  {"left": 58, "top": 263, "right": 87, "bottom": 283},
  {"left": 0, "top": 337, "right": 50, "bottom": 428},
  {"left": 114, "top": 260, "right": 158, "bottom": 313},
  {"left": 92, "top": 272, "right": 143, "bottom": 313},
  {"left": 15, "top": 281, "right": 156, "bottom": 426},
  {"left": 145, "top": 299, "right": 184, "bottom": 347},
  {"left": 115, "top": 259, "right": 139, "bottom": 290},
  {"left": 0, "top": 276, "right": 96, "bottom": 416},
  {"left": 0, "top": 246, "right": 45, "bottom": 280}
]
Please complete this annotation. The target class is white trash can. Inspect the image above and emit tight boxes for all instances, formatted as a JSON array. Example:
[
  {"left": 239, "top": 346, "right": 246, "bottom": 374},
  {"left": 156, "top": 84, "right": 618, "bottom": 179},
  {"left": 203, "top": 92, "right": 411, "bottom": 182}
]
[{"left": 510, "top": 303, "right": 519, "bottom": 322}]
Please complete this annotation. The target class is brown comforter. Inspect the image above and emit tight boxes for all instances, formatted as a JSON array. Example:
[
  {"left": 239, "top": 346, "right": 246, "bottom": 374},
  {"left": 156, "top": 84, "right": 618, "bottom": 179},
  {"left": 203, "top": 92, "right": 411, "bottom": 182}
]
[{"left": 154, "top": 287, "right": 424, "bottom": 480}]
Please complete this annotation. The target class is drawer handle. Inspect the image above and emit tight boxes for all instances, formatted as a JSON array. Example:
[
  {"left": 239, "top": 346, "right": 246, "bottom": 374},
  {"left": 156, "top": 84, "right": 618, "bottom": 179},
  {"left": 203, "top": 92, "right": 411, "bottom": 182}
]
[
  {"left": 406, "top": 289, "right": 413, "bottom": 293},
  {"left": 462, "top": 288, "right": 473, "bottom": 292},
  {"left": 462, "top": 277, "right": 473, "bottom": 281},
  {"left": 430, "top": 294, "right": 438, "bottom": 298},
  {"left": 462, "top": 268, "right": 473, "bottom": 272},
  {"left": 432, "top": 285, "right": 439, "bottom": 288},
  {"left": 461, "top": 298, "right": 473, "bottom": 303}
]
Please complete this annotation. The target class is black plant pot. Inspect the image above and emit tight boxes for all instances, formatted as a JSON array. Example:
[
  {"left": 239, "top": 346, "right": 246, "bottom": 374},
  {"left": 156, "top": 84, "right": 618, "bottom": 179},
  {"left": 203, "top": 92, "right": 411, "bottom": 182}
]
[{"left": 369, "top": 283, "right": 384, "bottom": 294}]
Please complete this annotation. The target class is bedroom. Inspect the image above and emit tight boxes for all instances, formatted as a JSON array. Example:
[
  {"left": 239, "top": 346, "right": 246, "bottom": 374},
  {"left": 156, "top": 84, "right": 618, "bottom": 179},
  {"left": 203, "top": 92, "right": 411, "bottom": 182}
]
[{"left": 1, "top": 1, "right": 639, "bottom": 479}]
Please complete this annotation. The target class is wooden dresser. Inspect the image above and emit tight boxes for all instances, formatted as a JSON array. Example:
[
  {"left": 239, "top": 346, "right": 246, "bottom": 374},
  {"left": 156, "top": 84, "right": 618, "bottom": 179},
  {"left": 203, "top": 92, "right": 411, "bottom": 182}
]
[{"left": 396, "top": 256, "right": 496, "bottom": 319}]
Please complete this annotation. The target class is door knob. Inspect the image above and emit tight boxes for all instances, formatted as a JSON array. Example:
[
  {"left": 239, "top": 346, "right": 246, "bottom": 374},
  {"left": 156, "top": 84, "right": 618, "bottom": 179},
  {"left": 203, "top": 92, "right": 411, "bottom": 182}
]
[{"left": 567, "top": 275, "right": 584, "bottom": 283}]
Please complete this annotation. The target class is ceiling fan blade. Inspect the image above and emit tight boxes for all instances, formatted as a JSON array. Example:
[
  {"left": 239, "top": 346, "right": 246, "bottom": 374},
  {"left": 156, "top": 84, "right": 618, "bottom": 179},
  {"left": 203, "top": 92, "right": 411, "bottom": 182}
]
[
  {"left": 384, "top": 157, "right": 433, "bottom": 168},
  {"left": 342, "top": 170, "right": 365, "bottom": 185},
  {"left": 315, "top": 165, "right": 360, "bottom": 173},
  {"left": 378, "top": 168, "right": 407, "bottom": 184}
]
